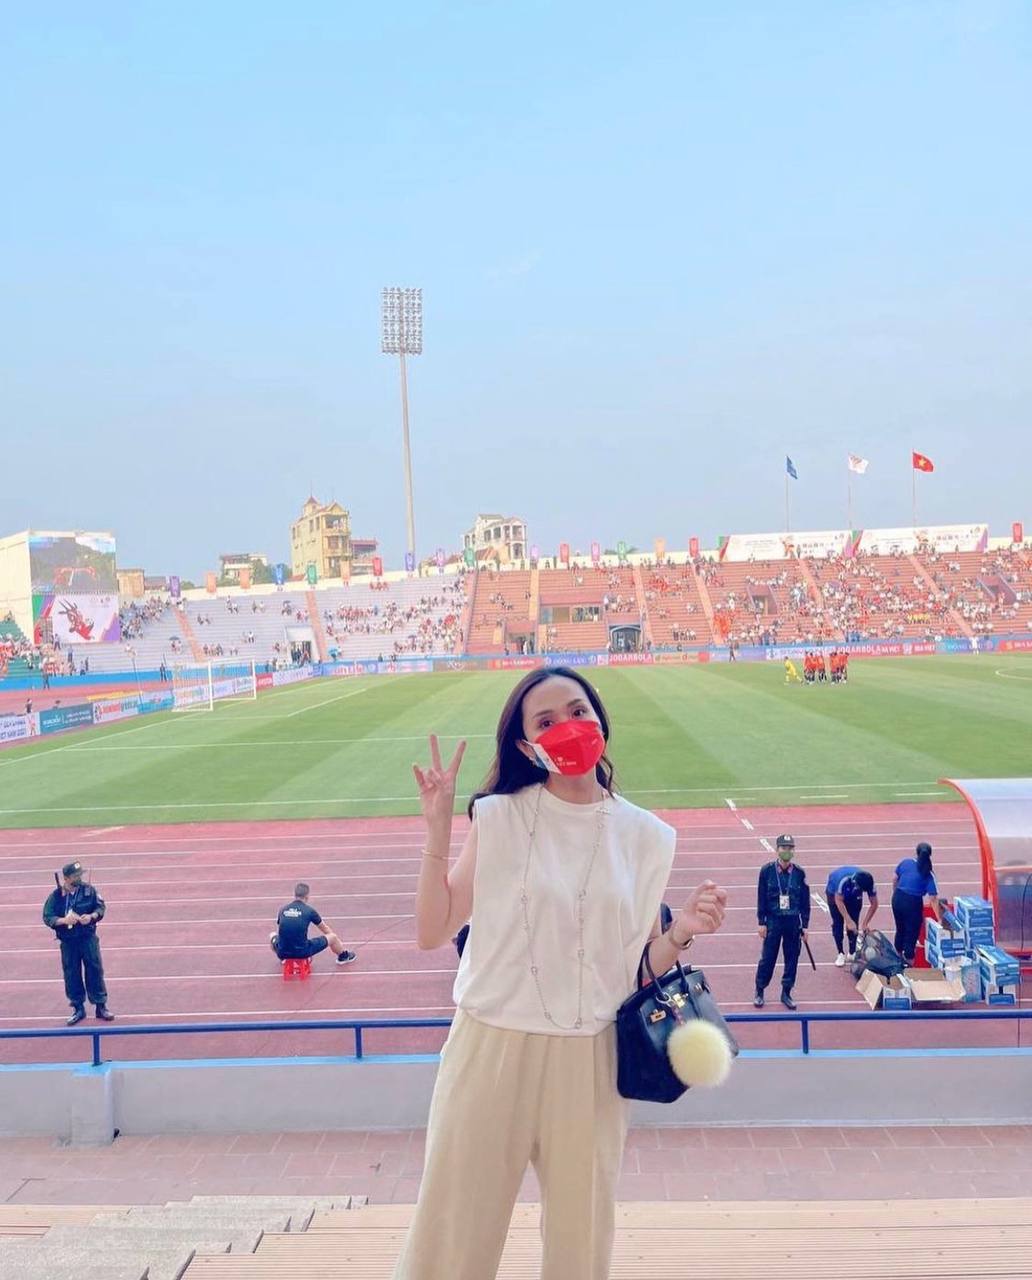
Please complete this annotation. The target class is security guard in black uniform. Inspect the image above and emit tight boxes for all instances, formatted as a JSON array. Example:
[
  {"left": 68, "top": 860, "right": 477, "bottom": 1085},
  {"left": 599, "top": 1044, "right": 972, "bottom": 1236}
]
[
  {"left": 754, "top": 835, "right": 810, "bottom": 1010},
  {"left": 42, "top": 861, "right": 114, "bottom": 1026}
]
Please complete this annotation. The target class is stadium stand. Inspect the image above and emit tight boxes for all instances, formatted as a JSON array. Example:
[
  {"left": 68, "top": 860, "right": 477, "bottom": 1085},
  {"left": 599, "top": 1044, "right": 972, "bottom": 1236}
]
[
  {"left": 0, "top": 617, "right": 34, "bottom": 678},
  {"left": 466, "top": 568, "right": 534, "bottom": 654},
  {"left": 639, "top": 562, "right": 716, "bottom": 648},
  {"left": 314, "top": 576, "right": 466, "bottom": 660},
  {"left": 81, "top": 597, "right": 195, "bottom": 672}
]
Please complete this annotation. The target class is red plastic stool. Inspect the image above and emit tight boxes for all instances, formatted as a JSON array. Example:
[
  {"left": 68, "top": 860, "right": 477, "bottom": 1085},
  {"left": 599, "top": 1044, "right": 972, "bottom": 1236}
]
[{"left": 282, "top": 957, "right": 312, "bottom": 981}]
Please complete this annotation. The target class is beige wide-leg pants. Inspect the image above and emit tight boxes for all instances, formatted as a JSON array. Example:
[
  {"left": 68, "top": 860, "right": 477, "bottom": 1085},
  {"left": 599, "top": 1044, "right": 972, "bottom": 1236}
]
[{"left": 393, "top": 1010, "right": 628, "bottom": 1280}]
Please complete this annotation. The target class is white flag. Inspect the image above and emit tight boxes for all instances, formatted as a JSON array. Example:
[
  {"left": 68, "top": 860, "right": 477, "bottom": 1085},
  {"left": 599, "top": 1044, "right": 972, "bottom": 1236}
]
[{"left": 847, "top": 454, "right": 869, "bottom": 475}]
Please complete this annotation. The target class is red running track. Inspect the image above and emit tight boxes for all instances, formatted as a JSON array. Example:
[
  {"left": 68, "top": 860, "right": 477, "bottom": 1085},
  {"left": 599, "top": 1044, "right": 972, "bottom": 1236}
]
[{"left": 0, "top": 804, "right": 1025, "bottom": 1065}]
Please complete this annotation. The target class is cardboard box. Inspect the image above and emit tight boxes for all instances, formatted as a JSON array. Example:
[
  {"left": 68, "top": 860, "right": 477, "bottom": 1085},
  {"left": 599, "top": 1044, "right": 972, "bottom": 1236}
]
[
  {"left": 856, "top": 970, "right": 912, "bottom": 1010},
  {"left": 954, "top": 896, "right": 995, "bottom": 927},
  {"left": 942, "top": 957, "right": 983, "bottom": 1003},
  {"left": 902, "top": 967, "right": 966, "bottom": 1005},
  {"left": 986, "top": 985, "right": 1018, "bottom": 1006},
  {"left": 977, "top": 945, "right": 1020, "bottom": 988},
  {"left": 963, "top": 925, "right": 996, "bottom": 948}
]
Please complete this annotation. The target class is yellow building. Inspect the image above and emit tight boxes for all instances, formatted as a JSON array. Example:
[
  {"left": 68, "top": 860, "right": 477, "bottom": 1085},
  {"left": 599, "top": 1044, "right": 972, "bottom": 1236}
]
[{"left": 290, "top": 497, "right": 352, "bottom": 582}]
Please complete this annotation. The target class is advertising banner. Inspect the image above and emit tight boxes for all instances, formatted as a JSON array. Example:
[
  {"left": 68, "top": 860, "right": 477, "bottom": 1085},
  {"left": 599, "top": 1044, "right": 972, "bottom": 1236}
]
[
  {"left": 404, "top": 552, "right": 415, "bottom": 572},
  {"left": 488, "top": 655, "right": 542, "bottom": 671},
  {"left": 654, "top": 651, "right": 709, "bottom": 665},
  {"left": 39, "top": 704, "right": 95, "bottom": 735},
  {"left": 169, "top": 575, "right": 181, "bottom": 599},
  {"left": 372, "top": 557, "right": 383, "bottom": 578},
  {"left": 271, "top": 665, "right": 315, "bottom": 687},
  {"left": 999, "top": 638, "right": 1032, "bottom": 653},
  {"left": 92, "top": 695, "right": 142, "bottom": 725},
  {"left": 559, "top": 543, "right": 570, "bottom": 566},
  {"left": 306, "top": 563, "right": 318, "bottom": 585},
  {"left": 0, "top": 713, "right": 34, "bottom": 743},
  {"left": 1013, "top": 522, "right": 1024, "bottom": 545},
  {"left": 607, "top": 652, "right": 656, "bottom": 665},
  {"left": 34, "top": 593, "right": 120, "bottom": 645},
  {"left": 717, "top": 529, "right": 853, "bottom": 563},
  {"left": 856, "top": 524, "right": 989, "bottom": 556},
  {"left": 256, "top": 671, "right": 274, "bottom": 690},
  {"left": 689, "top": 536, "right": 699, "bottom": 558},
  {"left": 206, "top": 572, "right": 217, "bottom": 594},
  {"left": 591, "top": 542, "right": 601, "bottom": 565}
]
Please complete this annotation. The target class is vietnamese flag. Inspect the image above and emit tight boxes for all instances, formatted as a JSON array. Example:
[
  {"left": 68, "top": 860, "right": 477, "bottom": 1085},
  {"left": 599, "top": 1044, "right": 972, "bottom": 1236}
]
[{"left": 912, "top": 451, "right": 934, "bottom": 472}]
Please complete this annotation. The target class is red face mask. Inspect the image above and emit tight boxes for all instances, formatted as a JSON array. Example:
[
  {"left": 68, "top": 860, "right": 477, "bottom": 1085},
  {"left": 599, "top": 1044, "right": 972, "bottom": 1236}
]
[{"left": 529, "top": 718, "right": 606, "bottom": 776}]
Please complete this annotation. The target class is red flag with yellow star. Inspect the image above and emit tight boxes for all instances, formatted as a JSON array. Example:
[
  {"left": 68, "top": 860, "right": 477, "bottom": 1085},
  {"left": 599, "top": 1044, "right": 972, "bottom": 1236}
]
[{"left": 912, "top": 451, "right": 934, "bottom": 472}]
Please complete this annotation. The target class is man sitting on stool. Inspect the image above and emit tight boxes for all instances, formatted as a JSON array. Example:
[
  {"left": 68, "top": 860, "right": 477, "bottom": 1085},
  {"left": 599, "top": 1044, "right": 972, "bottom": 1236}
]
[{"left": 270, "top": 882, "right": 356, "bottom": 968}]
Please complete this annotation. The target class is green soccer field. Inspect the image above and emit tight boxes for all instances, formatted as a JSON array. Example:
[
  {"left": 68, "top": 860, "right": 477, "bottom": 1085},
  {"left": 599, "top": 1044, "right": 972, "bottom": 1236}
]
[{"left": 1, "top": 657, "right": 1030, "bottom": 828}]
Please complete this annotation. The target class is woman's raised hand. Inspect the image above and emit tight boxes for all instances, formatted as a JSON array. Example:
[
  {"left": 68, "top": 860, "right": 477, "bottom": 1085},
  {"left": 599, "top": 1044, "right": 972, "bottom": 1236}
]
[{"left": 413, "top": 734, "right": 467, "bottom": 830}]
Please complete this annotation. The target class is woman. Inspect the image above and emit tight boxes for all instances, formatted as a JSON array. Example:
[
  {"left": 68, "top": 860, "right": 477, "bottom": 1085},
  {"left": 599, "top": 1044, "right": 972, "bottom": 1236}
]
[
  {"left": 891, "top": 841, "right": 941, "bottom": 964},
  {"left": 394, "top": 668, "right": 728, "bottom": 1280}
]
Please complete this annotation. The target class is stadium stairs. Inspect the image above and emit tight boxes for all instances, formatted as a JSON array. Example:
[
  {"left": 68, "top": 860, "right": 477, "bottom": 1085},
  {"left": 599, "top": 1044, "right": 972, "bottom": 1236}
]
[
  {"left": 906, "top": 554, "right": 975, "bottom": 640},
  {"left": 304, "top": 591, "right": 329, "bottom": 662},
  {"left": 175, "top": 607, "right": 206, "bottom": 663},
  {"left": 0, "top": 1197, "right": 361, "bottom": 1280},
  {"left": 171, "top": 1198, "right": 1032, "bottom": 1278},
  {"left": 639, "top": 563, "right": 716, "bottom": 648},
  {"left": 687, "top": 557, "right": 717, "bottom": 636},
  {"left": 466, "top": 570, "right": 532, "bottom": 654}
]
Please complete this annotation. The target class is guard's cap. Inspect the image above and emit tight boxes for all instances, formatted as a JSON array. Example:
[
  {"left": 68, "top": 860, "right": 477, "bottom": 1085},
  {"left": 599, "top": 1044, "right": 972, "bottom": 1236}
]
[
  {"left": 61, "top": 861, "right": 83, "bottom": 879},
  {"left": 775, "top": 834, "right": 795, "bottom": 850}
]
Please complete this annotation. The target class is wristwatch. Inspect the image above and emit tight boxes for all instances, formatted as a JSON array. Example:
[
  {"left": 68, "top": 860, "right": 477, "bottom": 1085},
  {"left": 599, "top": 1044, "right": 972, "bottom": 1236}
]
[{"left": 669, "top": 925, "right": 694, "bottom": 950}]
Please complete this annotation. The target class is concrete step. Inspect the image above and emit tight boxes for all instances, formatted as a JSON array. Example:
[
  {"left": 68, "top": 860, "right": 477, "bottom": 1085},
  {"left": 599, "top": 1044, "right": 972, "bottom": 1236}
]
[
  {"left": 2, "top": 1255, "right": 148, "bottom": 1280},
  {"left": 41, "top": 1223, "right": 256, "bottom": 1254},
  {"left": 1, "top": 1242, "right": 201, "bottom": 1280}
]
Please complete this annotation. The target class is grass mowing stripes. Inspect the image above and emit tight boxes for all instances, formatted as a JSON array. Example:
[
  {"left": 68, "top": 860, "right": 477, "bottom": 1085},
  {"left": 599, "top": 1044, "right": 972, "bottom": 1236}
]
[{"left": 0, "top": 657, "right": 1030, "bottom": 828}]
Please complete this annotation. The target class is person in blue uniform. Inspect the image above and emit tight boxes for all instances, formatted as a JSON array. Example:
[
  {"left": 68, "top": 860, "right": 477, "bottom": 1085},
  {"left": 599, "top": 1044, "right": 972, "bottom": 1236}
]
[
  {"left": 42, "top": 861, "right": 114, "bottom": 1026},
  {"left": 754, "top": 835, "right": 810, "bottom": 1009},
  {"left": 825, "top": 866, "right": 878, "bottom": 966},
  {"left": 891, "top": 843, "right": 941, "bottom": 964}
]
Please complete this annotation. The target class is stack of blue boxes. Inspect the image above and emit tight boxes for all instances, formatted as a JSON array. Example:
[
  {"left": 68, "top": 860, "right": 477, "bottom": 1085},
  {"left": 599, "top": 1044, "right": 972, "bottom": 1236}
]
[
  {"left": 928, "top": 897, "right": 1021, "bottom": 1005},
  {"left": 977, "top": 944, "right": 1020, "bottom": 1006}
]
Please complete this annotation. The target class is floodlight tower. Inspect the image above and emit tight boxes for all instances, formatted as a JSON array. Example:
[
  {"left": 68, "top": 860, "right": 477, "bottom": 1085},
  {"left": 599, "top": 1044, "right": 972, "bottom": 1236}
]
[{"left": 381, "top": 287, "right": 422, "bottom": 568}]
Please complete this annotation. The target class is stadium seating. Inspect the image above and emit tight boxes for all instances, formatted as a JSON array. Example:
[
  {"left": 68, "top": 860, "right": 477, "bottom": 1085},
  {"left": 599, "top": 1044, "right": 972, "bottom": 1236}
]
[
  {"left": 466, "top": 569, "right": 534, "bottom": 654},
  {"left": 0, "top": 618, "right": 34, "bottom": 677},
  {"left": 315, "top": 576, "right": 466, "bottom": 660},
  {"left": 536, "top": 566, "right": 634, "bottom": 653},
  {"left": 639, "top": 563, "right": 716, "bottom": 648}
]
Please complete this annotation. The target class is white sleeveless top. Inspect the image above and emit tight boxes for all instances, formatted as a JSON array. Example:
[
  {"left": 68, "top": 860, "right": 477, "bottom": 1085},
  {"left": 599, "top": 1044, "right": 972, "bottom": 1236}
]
[{"left": 453, "top": 785, "right": 677, "bottom": 1036}]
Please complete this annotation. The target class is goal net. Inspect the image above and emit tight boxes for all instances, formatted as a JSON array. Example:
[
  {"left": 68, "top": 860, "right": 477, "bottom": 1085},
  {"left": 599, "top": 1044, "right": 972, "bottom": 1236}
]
[{"left": 171, "top": 660, "right": 258, "bottom": 711}]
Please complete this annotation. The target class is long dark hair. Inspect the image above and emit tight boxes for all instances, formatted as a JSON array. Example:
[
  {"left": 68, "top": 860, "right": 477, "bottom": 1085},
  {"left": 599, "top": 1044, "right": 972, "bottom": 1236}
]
[
  {"left": 468, "top": 666, "right": 616, "bottom": 817},
  {"left": 916, "top": 843, "right": 934, "bottom": 878}
]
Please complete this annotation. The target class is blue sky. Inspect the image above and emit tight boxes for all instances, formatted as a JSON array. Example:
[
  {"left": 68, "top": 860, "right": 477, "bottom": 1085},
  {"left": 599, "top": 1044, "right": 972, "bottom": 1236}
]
[{"left": 1, "top": 1, "right": 1030, "bottom": 577}]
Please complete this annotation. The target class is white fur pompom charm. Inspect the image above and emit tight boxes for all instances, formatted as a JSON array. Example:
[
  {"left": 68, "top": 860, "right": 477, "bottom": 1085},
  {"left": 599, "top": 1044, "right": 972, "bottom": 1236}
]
[{"left": 667, "top": 1019, "right": 733, "bottom": 1088}]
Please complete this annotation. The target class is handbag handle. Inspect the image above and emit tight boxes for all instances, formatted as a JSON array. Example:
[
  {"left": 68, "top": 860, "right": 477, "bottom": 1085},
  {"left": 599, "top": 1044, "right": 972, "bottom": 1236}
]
[{"left": 637, "top": 946, "right": 691, "bottom": 996}]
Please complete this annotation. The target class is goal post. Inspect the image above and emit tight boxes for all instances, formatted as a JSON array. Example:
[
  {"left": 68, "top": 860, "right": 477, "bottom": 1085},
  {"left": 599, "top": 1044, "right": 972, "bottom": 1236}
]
[{"left": 171, "top": 660, "right": 257, "bottom": 711}]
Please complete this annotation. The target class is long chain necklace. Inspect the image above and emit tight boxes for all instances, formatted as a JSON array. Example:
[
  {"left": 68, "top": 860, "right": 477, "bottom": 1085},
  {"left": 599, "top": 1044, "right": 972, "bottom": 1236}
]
[{"left": 520, "top": 785, "right": 609, "bottom": 1031}]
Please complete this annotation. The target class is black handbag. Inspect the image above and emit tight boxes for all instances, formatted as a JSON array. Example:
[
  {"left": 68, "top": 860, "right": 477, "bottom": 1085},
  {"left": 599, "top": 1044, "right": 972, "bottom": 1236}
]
[{"left": 616, "top": 950, "right": 740, "bottom": 1103}]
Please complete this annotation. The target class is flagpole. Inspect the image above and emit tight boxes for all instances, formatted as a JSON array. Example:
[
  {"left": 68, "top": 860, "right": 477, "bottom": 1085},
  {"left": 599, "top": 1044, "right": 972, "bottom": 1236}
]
[
  {"left": 911, "top": 449, "right": 916, "bottom": 527},
  {"left": 785, "top": 472, "right": 790, "bottom": 533},
  {"left": 847, "top": 470, "right": 852, "bottom": 530}
]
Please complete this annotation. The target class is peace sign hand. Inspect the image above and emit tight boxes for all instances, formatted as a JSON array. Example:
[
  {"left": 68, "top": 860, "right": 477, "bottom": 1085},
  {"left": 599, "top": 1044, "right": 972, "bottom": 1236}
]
[{"left": 413, "top": 735, "right": 467, "bottom": 832}]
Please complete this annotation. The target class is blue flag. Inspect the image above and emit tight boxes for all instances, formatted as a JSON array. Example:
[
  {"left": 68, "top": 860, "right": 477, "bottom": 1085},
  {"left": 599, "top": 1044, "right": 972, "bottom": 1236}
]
[{"left": 786, "top": 455, "right": 798, "bottom": 480}]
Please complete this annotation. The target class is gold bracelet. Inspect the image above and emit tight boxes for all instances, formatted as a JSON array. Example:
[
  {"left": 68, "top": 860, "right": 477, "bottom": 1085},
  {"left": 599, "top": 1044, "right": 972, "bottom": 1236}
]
[
  {"left": 670, "top": 930, "right": 695, "bottom": 950},
  {"left": 422, "top": 849, "right": 449, "bottom": 862}
]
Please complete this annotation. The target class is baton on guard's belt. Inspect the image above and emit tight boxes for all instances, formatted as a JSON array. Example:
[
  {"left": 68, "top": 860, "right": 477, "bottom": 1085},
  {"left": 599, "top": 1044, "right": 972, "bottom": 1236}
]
[{"left": 802, "top": 932, "right": 817, "bottom": 970}]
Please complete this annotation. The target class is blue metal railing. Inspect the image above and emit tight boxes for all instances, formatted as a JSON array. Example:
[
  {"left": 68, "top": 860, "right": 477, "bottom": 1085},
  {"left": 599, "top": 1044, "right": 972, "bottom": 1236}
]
[{"left": 1, "top": 1009, "right": 1030, "bottom": 1068}]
